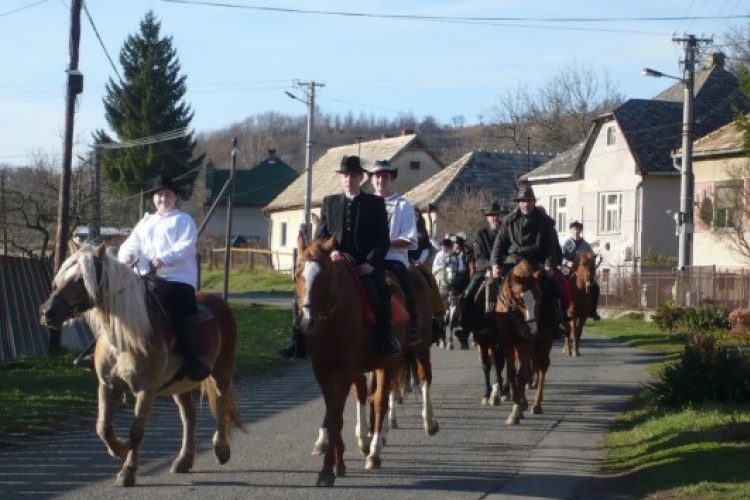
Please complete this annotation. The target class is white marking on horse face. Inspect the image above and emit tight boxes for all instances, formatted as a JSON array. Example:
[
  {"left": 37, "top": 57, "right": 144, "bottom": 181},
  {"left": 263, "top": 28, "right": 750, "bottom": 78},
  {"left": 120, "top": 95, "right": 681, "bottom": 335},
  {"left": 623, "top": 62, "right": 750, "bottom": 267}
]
[
  {"left": 61, "top": 260, "right": 80, "bottom": 285},
  {"left": 521, "top": 289, "right": 538, "bottom": 335},
  {"left": 301, "top": 261, "right": 321, "bottom": 321}
]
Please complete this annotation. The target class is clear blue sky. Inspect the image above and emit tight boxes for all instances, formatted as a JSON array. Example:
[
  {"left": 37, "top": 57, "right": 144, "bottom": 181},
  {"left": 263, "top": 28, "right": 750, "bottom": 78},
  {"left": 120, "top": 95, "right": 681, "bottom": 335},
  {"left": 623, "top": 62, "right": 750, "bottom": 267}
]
[{"left": 1, "top": 0, "right": 747, "bottom": 167}]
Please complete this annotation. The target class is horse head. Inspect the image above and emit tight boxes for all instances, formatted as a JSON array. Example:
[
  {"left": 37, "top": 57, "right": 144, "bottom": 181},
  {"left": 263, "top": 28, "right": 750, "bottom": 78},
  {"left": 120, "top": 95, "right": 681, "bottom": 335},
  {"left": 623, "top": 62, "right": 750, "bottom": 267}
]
[
  {"left": 499, "top": 259, "right": 543, "bottom": 337},
  {"left": 40, "top": 244, "right": 106, "bottom": 329},
  {"left": 572, "top": 252, "right": 597, "bottom": 292},
  {"left": 295, "top": 234, "right": 339, "bottom": 333}
]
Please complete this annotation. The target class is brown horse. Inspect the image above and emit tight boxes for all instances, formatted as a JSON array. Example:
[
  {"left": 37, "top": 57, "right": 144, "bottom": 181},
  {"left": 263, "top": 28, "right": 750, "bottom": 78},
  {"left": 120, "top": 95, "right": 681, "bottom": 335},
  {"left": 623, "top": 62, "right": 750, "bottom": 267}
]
[
  {"left": 39, "top": 244, "right": 244, "bottom": 487},
  {"left": 493, "top": 260, "right": 555, "bottom": 425},
  {"left": 295, "top": 234, "right": 405, "bottom": 487},
  {"left": 563, "top": 252, "right": 598, "bottom": 357}
]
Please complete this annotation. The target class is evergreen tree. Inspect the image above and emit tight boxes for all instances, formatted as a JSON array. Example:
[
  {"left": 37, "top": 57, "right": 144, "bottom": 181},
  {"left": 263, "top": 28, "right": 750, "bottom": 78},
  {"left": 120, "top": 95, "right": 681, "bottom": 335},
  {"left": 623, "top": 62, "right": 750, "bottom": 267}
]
[{"left": 95, "top": 10, "right": 203, "bottom": 199}]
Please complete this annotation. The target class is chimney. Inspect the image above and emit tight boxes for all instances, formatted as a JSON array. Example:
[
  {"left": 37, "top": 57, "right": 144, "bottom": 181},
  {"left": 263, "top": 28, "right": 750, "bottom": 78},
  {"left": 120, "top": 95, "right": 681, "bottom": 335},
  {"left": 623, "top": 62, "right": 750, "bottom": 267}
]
[
  {"left": 268, "top": 149, "right": 277, "bottom": 163},
  {"left": 706, "top": 52, "right": 725, "bottom": 68},
  {"left": 401, "top": 128, "right": 415, "bottom": 136}
]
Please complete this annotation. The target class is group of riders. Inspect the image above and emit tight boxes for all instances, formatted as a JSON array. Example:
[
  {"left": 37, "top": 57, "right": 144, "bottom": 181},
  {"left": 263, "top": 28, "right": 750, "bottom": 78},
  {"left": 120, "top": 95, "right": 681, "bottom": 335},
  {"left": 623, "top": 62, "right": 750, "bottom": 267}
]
[
  {"left": 278, "top": 154, "right": 602, "bottom": 360},
  {"left": 74, "top": 155, "right": 602, "bottom": 380}
]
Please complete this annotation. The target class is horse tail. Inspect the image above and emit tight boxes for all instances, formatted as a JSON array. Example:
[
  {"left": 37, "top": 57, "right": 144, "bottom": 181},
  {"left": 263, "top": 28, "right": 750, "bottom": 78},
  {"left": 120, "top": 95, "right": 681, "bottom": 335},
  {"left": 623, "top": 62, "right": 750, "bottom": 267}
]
[{"left": 203, "top": 379, "right": 246, "bottom": 437}]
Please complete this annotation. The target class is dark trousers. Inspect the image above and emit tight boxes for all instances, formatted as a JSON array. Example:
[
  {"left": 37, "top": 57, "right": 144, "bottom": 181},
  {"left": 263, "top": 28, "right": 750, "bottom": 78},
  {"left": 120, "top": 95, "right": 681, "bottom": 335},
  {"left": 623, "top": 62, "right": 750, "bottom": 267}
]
[
  {"left": 384, "top": 260, "right": 417, "bottom": 326},
  {"left": 368, "top": 267, "right": 392, "bottom": 333},
  {"left": 463, "top": 269, "right": 487, "bottom": 302},
  {"left": 162, "top": 281, "right": 198, "bottom": 327}
]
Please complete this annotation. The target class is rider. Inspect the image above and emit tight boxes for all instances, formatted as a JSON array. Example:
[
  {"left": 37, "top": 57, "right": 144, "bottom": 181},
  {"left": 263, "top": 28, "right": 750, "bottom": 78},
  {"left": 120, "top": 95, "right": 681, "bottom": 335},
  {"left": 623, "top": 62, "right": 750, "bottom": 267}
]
[
  {"left": 432, "top": 237, "right": 454, "bottom": 291},
  {"left": 490, "top": 185, "right": 569, "bottom": 337},
  {"left": 408, "top": 207, "right": 433, "bottom": 267},
  {"left": 460, "top": 201, "right": 508, "bottom": 333},
  {"left": 279, "top": 155, "right": 401, "bottom": 358},
  {"left": 561, "top": 220, "right": 601, "bottom": 320},
  {"left": 368, "top": 159, "right": 422, "bottom": 347}
]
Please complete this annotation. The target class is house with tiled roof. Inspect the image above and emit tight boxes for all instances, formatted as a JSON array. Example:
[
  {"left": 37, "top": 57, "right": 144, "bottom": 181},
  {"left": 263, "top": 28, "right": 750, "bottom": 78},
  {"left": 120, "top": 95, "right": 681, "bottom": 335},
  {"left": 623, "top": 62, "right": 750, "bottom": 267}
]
[
  {"left": 404, "top": 150, "right": 554, "bottom": 237},
  {"left": 264, "top": 131, "right": 443, "bottom": 271},
  {"left": 203, "top": 149, "right": 299, "bottom": 246},
  {"left": 522, "top": 52, "right": 750, "bottom": 272},
  {"left": 690, "top": 116, "right": 750, "bottom": 267}
]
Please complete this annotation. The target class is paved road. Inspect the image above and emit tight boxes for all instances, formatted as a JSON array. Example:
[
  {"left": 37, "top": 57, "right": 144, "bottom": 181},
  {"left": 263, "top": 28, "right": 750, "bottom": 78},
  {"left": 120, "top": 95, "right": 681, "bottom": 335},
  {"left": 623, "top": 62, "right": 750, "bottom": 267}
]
[{"left": 0, "top": 332, "right": 655, "bottom": 500}]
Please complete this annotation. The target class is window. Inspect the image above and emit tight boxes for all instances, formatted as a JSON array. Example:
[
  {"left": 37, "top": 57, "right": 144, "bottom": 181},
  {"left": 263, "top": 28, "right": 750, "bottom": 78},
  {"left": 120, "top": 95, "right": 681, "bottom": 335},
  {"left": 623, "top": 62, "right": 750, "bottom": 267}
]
[
  {"left": 279, "top": 221, "right": 288, "bottom": 247},
  {"left": 410, "top": 160, "right": 420, "bottom": 170},
  {"left": 598, "top": 192, "right": 622, "bottom": 233},
  {"left": 606, "top": 126, "right": 616, "bottom": 146},
  {"left": 714, "top": 182, "right": 743, "bottom": 230},
  {"left": 549, "top": 196, "right": 567, "bottom": 233}
]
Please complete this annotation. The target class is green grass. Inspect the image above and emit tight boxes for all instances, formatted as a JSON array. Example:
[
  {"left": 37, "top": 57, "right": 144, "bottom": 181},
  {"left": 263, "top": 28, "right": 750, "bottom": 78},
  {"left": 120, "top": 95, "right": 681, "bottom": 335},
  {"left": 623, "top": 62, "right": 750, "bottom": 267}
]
[
  {"left": 591, "top": 319, "right": 750, "bottom": 499},
  {"left": 0, "top": 302, "right": 290, "bottom": 436},
  {"left": 200, "top": 267, "right": 294, "bottom": 293}
]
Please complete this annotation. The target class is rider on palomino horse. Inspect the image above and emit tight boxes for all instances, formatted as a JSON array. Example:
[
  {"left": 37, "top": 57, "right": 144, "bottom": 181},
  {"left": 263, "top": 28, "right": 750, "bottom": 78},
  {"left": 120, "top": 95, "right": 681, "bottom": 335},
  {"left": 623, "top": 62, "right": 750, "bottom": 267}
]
[
  {"left": 369, "top": 160, "right": 422, "bottom": 347},
  {"left": 491, "top": 185, "right": 572, "bottom": 337},
  {"left": 561, "top": 220, "right": 601, "bottom": 321},
  {"left": 279, "top": 155, "right": 401, "bottom": 359}
]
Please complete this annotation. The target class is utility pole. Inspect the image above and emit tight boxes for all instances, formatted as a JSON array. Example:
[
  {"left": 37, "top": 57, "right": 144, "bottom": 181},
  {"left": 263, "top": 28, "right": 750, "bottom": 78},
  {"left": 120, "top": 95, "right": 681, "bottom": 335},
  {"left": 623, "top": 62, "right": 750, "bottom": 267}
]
[
  {"left": 89, "top": 148, "right": 101, "bottom": 242},
  {"left": 1, "top": 168, "right": 7, "bottom": 256},
  {"left": 286, "top": 80, "right": 324, "bottom": 240},
  {"left": 54, "top": 0, "right": 83, "bottom": 272},
  {"left": 223, "top": 138, "right": 238, "bottom": 301}
]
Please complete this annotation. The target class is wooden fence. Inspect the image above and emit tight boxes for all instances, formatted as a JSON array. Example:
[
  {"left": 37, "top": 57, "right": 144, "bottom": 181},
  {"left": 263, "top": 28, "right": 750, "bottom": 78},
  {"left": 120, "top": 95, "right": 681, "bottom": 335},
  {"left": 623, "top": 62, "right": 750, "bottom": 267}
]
[{"left": 207, "top": 247, "right": 295, "bottom": 272}]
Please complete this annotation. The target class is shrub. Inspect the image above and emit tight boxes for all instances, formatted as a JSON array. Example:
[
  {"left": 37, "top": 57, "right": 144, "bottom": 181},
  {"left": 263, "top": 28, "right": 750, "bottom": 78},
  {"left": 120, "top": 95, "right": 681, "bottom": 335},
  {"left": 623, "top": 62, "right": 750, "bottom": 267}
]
[
  {"left": 678, "top": 302, "right": 730, "bottom": 334},
  {"left": 729, "top": 307, "right": 750, "bottom": 338},
  {"left": 646, "top": 334, "right": 750, "bottom": 409},
  {"left": 652, "top": 300, "right": 685, "bottom": 332}
]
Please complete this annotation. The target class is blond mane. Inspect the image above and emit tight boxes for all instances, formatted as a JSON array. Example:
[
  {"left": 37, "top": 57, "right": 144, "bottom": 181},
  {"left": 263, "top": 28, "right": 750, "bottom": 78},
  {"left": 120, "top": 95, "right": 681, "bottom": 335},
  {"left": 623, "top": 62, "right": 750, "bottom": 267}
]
[{"left": 55, "top": 246, "right": 152, "bottom": 356}]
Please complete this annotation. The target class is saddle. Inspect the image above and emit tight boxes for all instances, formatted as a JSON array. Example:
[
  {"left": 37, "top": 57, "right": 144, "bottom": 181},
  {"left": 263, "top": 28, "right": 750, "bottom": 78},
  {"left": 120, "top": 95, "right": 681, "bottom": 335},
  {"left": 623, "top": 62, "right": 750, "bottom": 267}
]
[
  {"left": 339, "top": 259, "right": 409, "bottom": 324},
  {"left": 143, "top": 274, "right": 213, "bottom": 322}
]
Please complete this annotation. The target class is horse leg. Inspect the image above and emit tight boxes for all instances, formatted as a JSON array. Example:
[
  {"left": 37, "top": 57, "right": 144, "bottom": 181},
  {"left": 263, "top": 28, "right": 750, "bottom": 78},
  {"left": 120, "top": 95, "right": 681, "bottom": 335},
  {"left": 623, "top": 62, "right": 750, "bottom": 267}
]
[
  {"left": 352, "top": 374, "right": 371, "bottom": 455},
  {"left": 494, "top": 343, "right": 509, "bottom": 404},
  {"left": 532, "top": 340, "right": 553, "bottom": 415},
  {"left": 414, "top": 347, "right": 438, "bottom": 435},
  {"left": 574, "top": 319, "right": 585, "bottom": 357},
  {"left": 365, "top": 368, "right": 390, "bottom": 470},
  {"left": 311, "top": 417, "right": 329, "bottom": 456},
  {"left": 170, "top": 392, "right": 196, "bottom": 473},
  {"left": 503, "top": 344, "right": 523, "bottom": 425},
  {"left": 315, "top": 373, "right": 350, "bottom": 486},
  {"left": 480, "top": 345, "right": 493, "bottom": 405},
  {"left": 115, "top": 390, "right": 155, "bottom": 487},
  {"left": 96, "top": 381, "right": 129, "bottom": 461}
]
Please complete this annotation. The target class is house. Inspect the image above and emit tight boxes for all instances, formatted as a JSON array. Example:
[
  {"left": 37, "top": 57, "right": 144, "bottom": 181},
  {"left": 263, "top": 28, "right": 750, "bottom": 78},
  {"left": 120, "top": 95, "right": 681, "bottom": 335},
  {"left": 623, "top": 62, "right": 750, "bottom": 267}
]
[
  {"left": 691, "top": 117, "right": 750, "bottom": 267},
  {"left": 73, "top": 226, "right": 131, "bottom": 246},
  {"left": 523, "top": 52, "right": 750, "bottom": 272},
  {"left": 404, "top": 150, "right": 555, "bottom": 238},
  {"left": 203, "top": 149, "right": 299, "bottom": 247},
  {"left": 264, "top": 131, "right": 443, "bottom": 271}
]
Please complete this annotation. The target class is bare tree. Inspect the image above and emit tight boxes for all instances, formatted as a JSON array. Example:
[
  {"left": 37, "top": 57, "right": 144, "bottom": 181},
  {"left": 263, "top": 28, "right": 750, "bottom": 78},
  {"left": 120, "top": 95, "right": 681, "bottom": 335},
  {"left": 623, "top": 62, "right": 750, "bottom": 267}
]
[{"left": 432, "top": 189, "right": 498, "bottom": 243}]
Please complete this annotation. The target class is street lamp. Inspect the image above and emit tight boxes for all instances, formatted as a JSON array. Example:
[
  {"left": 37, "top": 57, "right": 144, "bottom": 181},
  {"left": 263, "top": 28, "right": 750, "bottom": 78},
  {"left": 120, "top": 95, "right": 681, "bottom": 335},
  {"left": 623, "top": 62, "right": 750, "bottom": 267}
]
[
  {"left": 643, "top": 60, "right": 695, "bottom": 271},
  {"left": 286, "top": 84, "right": 318, "bottom": 241}
]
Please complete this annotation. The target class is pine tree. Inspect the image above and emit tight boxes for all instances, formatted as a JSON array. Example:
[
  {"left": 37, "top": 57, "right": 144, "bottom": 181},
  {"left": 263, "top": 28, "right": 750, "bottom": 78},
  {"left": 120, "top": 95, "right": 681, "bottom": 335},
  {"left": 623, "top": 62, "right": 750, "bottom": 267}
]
[{"left": 95, "top": 10, "right": 203, "bottom": 199}]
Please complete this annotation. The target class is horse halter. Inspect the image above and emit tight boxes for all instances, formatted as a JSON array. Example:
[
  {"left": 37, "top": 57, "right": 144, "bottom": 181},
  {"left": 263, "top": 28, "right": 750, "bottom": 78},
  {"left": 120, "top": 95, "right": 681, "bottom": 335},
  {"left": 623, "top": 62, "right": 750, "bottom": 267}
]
[{"left": 297, "top": 257, "right": 341, "bottom": 325}]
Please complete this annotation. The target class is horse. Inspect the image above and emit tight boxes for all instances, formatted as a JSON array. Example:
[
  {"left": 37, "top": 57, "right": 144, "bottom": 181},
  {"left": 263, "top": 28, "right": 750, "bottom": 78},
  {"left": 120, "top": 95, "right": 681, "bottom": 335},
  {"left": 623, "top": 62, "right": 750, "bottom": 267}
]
[
  {"left": 462, "top": 275, "right": 510, "bottom": 406},
  {"left": 39, "top": 244, "right": 244, "bottom": 487},
  {"left": 563, "top": 252, "right": 598, "bottom": 357},
  {"left": 492, "top": 259, "right": 558, "bottom": 425},
  {"left": 294, "top": 234, "right": 406, "bottom": 487}
]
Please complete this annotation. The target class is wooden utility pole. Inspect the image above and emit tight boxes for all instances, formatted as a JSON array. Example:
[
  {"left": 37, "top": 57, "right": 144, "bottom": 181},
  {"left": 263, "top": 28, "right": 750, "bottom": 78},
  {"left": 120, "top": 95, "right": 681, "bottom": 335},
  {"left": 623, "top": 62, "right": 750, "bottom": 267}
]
[{"left": 54, "top": 0, "right": 83, "bottom": 272}]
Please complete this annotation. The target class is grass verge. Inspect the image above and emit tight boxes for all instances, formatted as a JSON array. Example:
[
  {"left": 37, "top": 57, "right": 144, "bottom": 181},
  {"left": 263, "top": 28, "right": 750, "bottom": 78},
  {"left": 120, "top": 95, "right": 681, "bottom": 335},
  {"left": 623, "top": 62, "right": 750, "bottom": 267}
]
[
  {"left": 591, "top": 318, "right": 750, "bottom": 499},
  {"left": 200, "top": 267, "right": 294, "bottom": 293}
]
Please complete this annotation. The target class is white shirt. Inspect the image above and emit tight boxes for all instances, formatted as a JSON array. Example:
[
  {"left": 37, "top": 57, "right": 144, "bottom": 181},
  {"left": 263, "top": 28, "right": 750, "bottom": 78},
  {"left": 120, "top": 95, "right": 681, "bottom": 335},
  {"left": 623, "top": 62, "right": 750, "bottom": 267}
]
[
  {"left": 432, "top": 249, "right": 449, "bottom": 275},
  {"left": 118, "top": 209, "right": 198, "bottom": 287},
  {"left": 383, "top": 193, "right": 418, "bottom": 266}
]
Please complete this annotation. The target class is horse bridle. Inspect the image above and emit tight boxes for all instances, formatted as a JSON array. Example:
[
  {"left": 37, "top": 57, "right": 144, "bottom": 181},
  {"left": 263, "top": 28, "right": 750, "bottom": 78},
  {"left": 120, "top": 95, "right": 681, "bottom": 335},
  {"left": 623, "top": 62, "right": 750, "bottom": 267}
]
[
  {"left": 298, "top": 257, "right": 342, "bottom": 323},
  {"left": 497, "top": 275, "right": 539, "bottom": 331}
]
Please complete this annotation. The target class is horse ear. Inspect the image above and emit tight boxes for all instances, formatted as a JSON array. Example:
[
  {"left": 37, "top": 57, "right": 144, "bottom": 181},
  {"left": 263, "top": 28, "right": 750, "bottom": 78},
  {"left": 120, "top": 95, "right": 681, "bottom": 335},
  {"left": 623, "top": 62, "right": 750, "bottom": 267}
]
[
  {"left": 297, "top": 231, "right": 307, "bottom": 254},
  {"left": 322, "top": 236, "right": 337, "bottom": 253},
  {"left": 93, "top": 243, "right": 106, "bottom": 259},
  {"left": 533, "top": 270, "right": 544, "bottom": 282}
]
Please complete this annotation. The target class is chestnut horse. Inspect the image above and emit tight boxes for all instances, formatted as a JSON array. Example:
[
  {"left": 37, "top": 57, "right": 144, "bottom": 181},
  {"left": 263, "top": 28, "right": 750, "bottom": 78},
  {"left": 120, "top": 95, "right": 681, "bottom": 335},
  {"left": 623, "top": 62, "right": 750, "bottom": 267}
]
[
  {"left": 295, "top": 235, "right": 405, "bottom": 487},
  {"left": 563, "top": 252, "right": 598, "bottom": 357},
  {"left": 493, "top": 260, "right": 553, "bottom": 425},
  {"left": 39, "top": 244, "right": 244, "bottom": 487}
]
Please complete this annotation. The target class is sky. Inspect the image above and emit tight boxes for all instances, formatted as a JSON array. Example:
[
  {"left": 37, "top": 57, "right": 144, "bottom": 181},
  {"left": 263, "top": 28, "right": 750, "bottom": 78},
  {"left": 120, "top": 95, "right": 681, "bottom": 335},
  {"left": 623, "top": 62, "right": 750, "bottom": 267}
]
[{"left": 1, "top": 0, "right": 748, "bottom": 168}]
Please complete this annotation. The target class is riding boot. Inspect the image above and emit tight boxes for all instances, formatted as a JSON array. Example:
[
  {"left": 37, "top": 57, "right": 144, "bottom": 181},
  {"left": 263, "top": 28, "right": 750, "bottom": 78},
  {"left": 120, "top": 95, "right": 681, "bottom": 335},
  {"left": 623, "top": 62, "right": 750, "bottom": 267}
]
[
  {"left": 181, "top": 314, "right": 210, "bottom": 381},
  {"left": 406, "top": 300, "right": 422, "bottom": 347},
  {"left": 377, "top": 299, "right": 401, "bottom": 356},
  {"left": 557, "top": 301, "right": 571, "bottom": 338},
  {"left": 590, "top": 282, "right": 601, "bottom": 320},
  {"left": 278, "top": 325, "right": 306, "bottom": 359},
  {"left": 73, "top": 337, "right": 97, "bottom": 372}
]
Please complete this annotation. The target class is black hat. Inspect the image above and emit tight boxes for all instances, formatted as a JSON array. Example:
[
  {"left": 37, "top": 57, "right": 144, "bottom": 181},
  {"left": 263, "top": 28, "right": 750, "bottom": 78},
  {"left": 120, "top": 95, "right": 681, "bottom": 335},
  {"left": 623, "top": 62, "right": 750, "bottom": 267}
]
[
  {"left": 569, "top": 220, "right": 583, "bottom": 229},
  {"left": 453, "top": 235, "right": 465, "bottom": 246},
  {"left": 367, "top": 159, "right": 398, "bottom": 179},
  {"left": 483, "top": 201, "right": 504, "bottom": 216},
  {"left": 336, "top": 155, "right": 366, "bottom": 174},
  {"left": 152, "top": 174, "right": 178, "bottom": 194},
  {"left": 513, "top": 185, "right": 536, "bottom": 202},
  {"left": 440, "top": 238, "right": 453, "bottom": 247}
]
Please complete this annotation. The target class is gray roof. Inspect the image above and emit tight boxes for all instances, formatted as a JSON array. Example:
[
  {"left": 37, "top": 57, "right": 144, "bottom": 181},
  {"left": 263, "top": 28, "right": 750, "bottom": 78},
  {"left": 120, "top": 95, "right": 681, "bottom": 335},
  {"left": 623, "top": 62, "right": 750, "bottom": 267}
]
[
  {"left": 522, "top": 141, "right": 587, "bottom": 182},
  {"left": 404, "top": 150, "right": 554, "bottom": 210}
]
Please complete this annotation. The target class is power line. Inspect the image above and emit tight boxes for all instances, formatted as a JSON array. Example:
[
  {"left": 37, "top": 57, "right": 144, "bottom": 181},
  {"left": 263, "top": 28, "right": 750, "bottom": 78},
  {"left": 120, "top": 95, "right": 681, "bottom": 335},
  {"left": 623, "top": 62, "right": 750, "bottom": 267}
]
[
  {"left": 82, "top": 2, "right": 122, "bottom": 82},
  {"left": 0, "top": 0, "right": 48, "bottom": 18}
]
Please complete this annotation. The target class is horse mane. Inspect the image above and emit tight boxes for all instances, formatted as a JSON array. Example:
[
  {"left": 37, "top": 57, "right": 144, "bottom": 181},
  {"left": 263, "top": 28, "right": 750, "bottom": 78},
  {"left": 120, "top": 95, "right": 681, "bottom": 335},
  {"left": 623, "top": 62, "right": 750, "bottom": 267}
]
[
  {"left": 61, "top": 245, "right": 152, "bottom": 356},
  {"left": 304, "top": 239, "right": 333, "bottom": 261}
]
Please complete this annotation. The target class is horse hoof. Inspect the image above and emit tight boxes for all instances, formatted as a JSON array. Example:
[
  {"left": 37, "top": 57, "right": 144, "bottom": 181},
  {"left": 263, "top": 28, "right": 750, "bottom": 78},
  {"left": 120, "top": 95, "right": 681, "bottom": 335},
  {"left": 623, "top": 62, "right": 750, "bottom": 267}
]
[
  {"left": 425, "top": 421, "right": 439, "bottom": 436},
  {"left": 115, "top": 467, "right": 137, "bottom": 487},
  {"left": 365, "top": 456, "right": 382, "bottom": 469},
  {"left": 390, "top": 419, "right": 398, "bottom": 429},
  {"left": 335, "top": 464, "right": 347, "bottom": 477},
  {"left": 170, "top": 453, "right": 194, "bottom": 473},
  {"left": 311, "top": 442, "right": 328, "bottom": 456},
  {"left": 506, "top": 415, "right": 520, "bottom": 425},
  {"left": 533, "top": 405, "right": 543, "bottom": 415},
  {"left": 481, "top": 396, "right": 489, "bottom": 405},
  {"left": 214, "top": 442, "right": 231, "bottom": 465},
  {"left": 316, "top": 471, "right": 336, "bottom": 487},
  {"left": 574, "top": 351, "right": 580, "bottom": 357}
]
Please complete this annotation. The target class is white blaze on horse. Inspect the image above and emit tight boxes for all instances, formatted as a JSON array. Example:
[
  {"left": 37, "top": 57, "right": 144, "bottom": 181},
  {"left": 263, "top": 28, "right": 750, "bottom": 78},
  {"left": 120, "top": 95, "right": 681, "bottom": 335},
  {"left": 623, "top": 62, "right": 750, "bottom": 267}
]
[{"left": 39, "top": 244, "right": 245, "bottom": 487}]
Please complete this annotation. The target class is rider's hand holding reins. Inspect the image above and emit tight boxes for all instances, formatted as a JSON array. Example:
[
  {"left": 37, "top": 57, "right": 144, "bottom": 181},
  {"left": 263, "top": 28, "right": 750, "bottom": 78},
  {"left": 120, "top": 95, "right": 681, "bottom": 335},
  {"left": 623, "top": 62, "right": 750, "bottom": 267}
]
[
  {"left": 492, "top": 264, "right": 500, "bottom": 278},
  {"left": 358, "top": 263, "right": 374, "bottom": 275}
]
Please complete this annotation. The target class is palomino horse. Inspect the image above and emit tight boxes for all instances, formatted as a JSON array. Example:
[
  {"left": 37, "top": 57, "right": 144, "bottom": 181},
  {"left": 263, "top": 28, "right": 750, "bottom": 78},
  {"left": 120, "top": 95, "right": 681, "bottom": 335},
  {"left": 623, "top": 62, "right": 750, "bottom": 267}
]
[
  {"left": 563, "top": 252, "right": 598, "bottom": 357},
  {"left": 295, "top": 235, "right": 405, "bottom": 487},
  {"left": 492, "top": 260, "right": 553, "bottom": 425},
  {"left": 39, "top": 244, "right": 244, "bottom": 487}
]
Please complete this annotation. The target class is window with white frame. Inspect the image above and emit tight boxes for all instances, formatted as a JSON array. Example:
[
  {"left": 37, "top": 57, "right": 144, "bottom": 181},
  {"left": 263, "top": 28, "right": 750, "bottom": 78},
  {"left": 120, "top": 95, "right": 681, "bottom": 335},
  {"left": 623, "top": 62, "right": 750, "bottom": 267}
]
[
  {"left": 714, "top": 181, "right": 743, "bottom": 230},
  {"left": 279, "top": 221, "right": 288, "bottom": 247},
  {"left": 606, "top": 126, "right": 616, "bottom": 146},
  {"left": 598, "top": 192, "right": 622, "bottom": 233},
  {"left": 549, "top": 196, "right": 568, "bottom": 233}
]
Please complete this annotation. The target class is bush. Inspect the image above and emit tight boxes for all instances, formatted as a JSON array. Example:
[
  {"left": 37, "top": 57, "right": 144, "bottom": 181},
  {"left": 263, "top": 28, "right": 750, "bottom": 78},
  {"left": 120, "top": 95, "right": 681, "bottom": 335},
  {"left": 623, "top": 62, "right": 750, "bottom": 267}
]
[
  {"left": 646, "top": 334, "right": 750, "bottom": 409},
  {"left": 653, "top": 300, "right": 685, "bottom": 332},
  {"left": 729, "top": 307, "right": 750, "bottom": 338},
  {"left": 678, "top": 302, "right": 730, "bottom": 334}
]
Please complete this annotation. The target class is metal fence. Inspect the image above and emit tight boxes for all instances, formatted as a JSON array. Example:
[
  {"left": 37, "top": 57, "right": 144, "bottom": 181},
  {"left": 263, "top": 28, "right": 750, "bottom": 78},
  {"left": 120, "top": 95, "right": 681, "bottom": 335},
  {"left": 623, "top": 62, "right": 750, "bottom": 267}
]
[{"left": 600, "top": 265, "right": 750, "bottom": 311}]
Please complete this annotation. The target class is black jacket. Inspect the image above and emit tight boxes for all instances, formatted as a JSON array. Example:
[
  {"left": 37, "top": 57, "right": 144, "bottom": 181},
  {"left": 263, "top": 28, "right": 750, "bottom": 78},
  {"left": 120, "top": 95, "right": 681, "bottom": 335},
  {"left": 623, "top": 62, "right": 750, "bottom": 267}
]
[
  {"left": 491, "top": 207, "right": 561, "bottom": 269},
  {"left": 315, "top": 192, "right": 390, "bottom": 267},
  {"left": 472, "top": 226, "right": 497, "bottom": 274}
]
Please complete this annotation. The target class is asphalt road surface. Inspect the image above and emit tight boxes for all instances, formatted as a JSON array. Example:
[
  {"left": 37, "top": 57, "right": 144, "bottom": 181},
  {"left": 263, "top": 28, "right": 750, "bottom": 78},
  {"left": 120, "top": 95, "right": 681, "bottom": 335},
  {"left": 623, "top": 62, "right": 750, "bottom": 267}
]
[{"left": 0, "top": 332, "right": 655, "bottom": 500}]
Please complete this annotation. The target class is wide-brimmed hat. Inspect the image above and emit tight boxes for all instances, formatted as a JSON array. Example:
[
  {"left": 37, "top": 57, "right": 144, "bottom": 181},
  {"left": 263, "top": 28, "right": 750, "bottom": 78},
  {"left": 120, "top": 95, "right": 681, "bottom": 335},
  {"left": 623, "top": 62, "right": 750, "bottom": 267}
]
[
  {"left": 152, "top": 174, "right": 178, "bottom": 194},
  {"left": 569, "top": 220, "right": 583, "bottom": 229},
  {"left": 336, "top": 155, "right": 366, "bottom": 174},
  {"left": 513, "top": 185, "right": 537, "bottom": 202},
  {"left": 483, "top": 201, "right": 506, "bottom": 216},
  {"left": 452, "top": 234, "right": 465, "bottom": 246},
  {"left": 440, "top": 238, "right": 453, "bottom": 247},
  {"left": 367, "top": 159, "right": 398, "bottom": 179}
]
